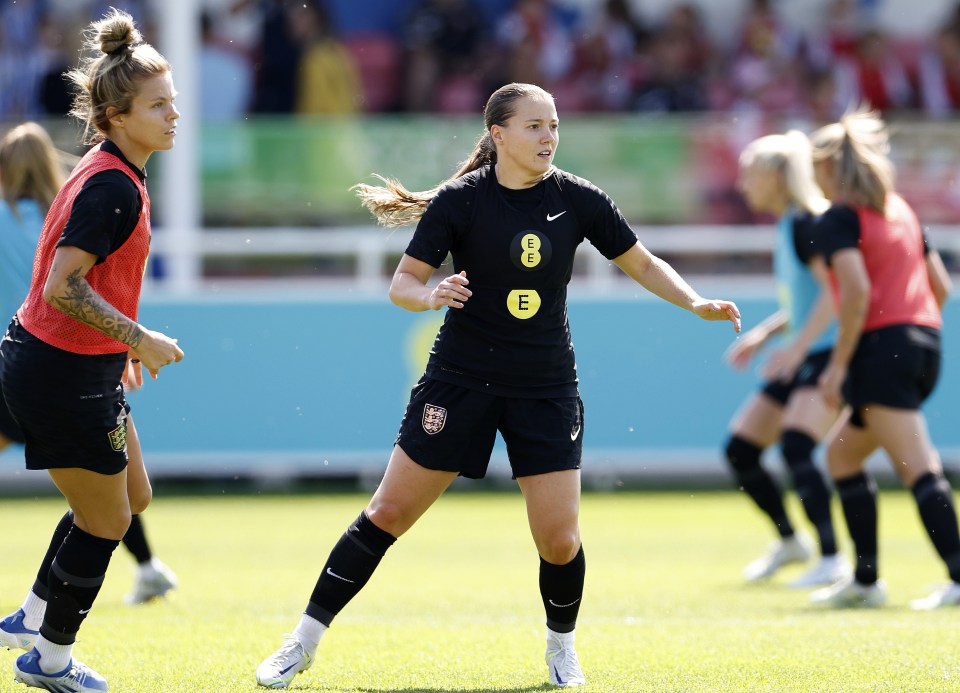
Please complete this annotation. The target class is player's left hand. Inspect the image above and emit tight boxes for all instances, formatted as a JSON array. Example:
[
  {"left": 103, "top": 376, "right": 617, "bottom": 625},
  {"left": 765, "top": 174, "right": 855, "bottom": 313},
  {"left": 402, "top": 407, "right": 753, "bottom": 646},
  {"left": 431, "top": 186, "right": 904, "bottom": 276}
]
[{"left": 692, "top": 299, "right": 741, "bottom": 333}]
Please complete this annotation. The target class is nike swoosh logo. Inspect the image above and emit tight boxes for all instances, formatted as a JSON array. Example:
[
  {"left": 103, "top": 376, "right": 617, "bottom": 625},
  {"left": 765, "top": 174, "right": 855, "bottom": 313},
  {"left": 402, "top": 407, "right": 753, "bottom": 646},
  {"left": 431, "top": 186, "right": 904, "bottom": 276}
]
[
  {"left": 548, "top": 597, "right": 581, "bottom": 608},
  {"left": 546, "top": 211, "right": 567, "bottom": 221},
  {"left": 570, "top": 425, "right": 581, "bottom": 441},
  {"left": 326, "top": 567, "right": 355, "bottom": 583},
  {"left": 79, "top": 608, "right": 91, "bottom": 614}
]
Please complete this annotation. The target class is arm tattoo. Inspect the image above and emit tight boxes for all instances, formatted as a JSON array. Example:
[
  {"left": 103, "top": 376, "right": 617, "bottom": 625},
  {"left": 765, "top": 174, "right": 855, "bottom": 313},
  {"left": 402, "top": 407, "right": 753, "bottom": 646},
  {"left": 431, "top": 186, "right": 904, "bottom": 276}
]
[{"left": 51, "top": 267, "right": 144, "bottom": 347}]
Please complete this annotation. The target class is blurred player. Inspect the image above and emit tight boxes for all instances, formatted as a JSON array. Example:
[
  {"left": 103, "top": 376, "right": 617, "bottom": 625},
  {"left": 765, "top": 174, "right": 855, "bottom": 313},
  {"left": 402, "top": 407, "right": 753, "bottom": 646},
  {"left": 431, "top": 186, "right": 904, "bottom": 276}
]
[
  {"left": 0, "top": 123, "right": 178, "bottom": 609},
  {"left": 723, "top": 130, "right": 849, "bottom": 588},
  {"left": 255, "top": 81, "right": 741, "bottom": 690},
  {"left": 0, "top": 10, "right": 183, "bottom": 691},
  {"left": 807, "top": 109, "right": 958, "bottom": 609}
]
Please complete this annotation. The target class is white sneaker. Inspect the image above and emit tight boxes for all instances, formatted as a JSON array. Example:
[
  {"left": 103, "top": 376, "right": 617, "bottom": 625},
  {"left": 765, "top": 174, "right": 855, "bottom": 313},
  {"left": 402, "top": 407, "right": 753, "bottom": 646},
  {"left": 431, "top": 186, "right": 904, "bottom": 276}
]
[
  {"left": 788, "top": 554, "right": 852, "bottom": 589},
  {"left": 14, "top": 648, "right": 108, "bottom": 692},
  {"left": 126, "top": 558, "right": 178, "bottom": 605},
  {"left": 811, "top": 577, "right": 887, "bottom": 608},
  {"left": 545, "top": 629, "right": 585, "bottom": 688},
  {"left": 910, "top": 582, "right": 960, "bottom": 610},
  {"left": 256, "top": 635, "right": 314, "bottom": 689},
  {"left": 0, "top": 609, "right": 38, "bottom": 651},
  {"left": 743, "top": 535, "right": 813, "bottom": 582}
]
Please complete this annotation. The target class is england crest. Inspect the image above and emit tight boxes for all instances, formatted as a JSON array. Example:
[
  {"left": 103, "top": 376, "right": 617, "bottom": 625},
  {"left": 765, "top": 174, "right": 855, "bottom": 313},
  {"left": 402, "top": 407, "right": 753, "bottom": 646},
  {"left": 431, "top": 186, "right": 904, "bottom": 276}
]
[
  {"left": 106, "top": 423, "right": 127, "bottom": 452},
  {"left": 422, "top": 403, "right": 447, "bottom": 435}
]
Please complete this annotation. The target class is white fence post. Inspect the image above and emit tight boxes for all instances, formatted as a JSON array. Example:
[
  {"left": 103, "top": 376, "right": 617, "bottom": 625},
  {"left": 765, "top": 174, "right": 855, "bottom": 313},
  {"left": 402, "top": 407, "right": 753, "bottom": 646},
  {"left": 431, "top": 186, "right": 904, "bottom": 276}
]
[{"left": 155, "top": 0, "right": 201, "bottom": 293}]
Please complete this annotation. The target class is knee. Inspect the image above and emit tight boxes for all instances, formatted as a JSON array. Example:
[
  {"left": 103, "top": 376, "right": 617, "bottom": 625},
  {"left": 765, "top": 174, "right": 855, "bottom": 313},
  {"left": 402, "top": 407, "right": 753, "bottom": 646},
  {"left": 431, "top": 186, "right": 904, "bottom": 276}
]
[
  {"left": 365, "top": 500, "right": 406, "bottom": 537},
  {"left": 537, "top": 529, "right": 581, "bottom": 565},
  {"left": 77, "top": 507, "right": 132, "bottom": 541},
  {"left": 129, "top": 481, "right": 153, "bottom": 516},
  {"left": 725, "top": 435, "right": 762, "bottom": 475},
  {"left": 780, "top": 430, "right": 815, "bottom": 463}
]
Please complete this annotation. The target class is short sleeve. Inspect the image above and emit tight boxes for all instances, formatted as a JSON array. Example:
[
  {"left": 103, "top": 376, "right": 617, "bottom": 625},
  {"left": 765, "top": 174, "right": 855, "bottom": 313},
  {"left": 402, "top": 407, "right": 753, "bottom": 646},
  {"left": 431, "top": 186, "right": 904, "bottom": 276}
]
[
  {"left": 814, "top": 205, "right": 860, "bottom": 265},
  {"left": 791, "top": 213, "right": 819, "bottom": 265},
  {"left": 568, "top": 176, "right": 637, "bottom": 259},
  {"left": 58, "top": 170, "right": 141, "bottom": 263},
  {"left": 404, "top": 184, "right": 471, "bottom": 267}
]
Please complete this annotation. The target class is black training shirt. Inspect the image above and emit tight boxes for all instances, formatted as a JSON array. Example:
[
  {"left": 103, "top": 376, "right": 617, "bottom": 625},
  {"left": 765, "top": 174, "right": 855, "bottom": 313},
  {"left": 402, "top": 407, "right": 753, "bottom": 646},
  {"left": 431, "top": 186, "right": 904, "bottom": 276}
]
[
  {"left": 58, "top": 140, "right": 145, "bottom": 263},
  {"left": 813, "top": 203, "right": 931, "bottom": 265},
  {"left": 405, "top": 164, "right": 638, "bottom": 398}
]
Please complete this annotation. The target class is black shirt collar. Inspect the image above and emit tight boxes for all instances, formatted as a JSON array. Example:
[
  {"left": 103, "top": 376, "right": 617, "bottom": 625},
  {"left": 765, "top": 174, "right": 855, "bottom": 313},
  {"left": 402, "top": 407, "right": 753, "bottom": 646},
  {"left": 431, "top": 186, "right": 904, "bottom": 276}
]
[{"left": 101, "top": 140, "right": 147, "bottom": 183}]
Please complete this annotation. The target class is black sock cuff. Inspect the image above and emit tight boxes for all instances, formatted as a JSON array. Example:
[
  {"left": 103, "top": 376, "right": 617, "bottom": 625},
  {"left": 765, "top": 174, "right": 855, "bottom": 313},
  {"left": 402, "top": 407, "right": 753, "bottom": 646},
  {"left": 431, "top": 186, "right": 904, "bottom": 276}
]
[
  {"left": 836, "top": 472, "right": 875, "bottom": 497},
  {"left": 540, "top": 545, "right": 585, "bottom": 571},
  {"left": 780, "top": 429, "right": 816, "bottom": 465},
  {"left": 67, "top": 525, "right": 121, "bottom": 554},
  {"left": 305, "top": 602, "right": 336, "bottom": 627},
  {"left": 912, "top": 472, "right": 952, "bottom": 504},
  {"left": 56, "top": 525, "right": 121, "bottom": 579},
  {"left": 346, "top": 511, "right": 396, "bottom": 557},
  {"left": 725, "top": 435, "right": 762, "bottom": 472}
]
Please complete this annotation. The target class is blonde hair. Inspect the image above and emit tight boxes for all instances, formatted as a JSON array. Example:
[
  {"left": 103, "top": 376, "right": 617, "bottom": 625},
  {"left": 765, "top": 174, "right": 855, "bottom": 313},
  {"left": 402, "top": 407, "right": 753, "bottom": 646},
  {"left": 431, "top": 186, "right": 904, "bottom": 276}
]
[
  {"left": 810, "top": 108, "right": 894, "bottom": 213},
  {"left": 66, "top": 8, "right": 171, "bottom": 144},
  {"left": 354, "top": 83, "right": 554, "bottom": 227},
  {"left": 0, "top": 122, "right": 66, "bottom": 220},
  {"left": 739, "top": 130, "right": 830, "bottom": 216}
]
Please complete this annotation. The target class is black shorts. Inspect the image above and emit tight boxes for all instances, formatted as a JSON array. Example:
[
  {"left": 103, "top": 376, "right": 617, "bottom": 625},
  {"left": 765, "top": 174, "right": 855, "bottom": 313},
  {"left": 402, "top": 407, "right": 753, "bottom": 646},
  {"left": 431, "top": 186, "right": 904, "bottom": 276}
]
[
  {"left": 0, "top": 319, "right": 130, "bottom": 475},
  {"left": 845, "top": 324, "right": 940, "bottom": 427},
  {"left": 0, "top": 383, "right": 25, "bottom": 444},
  {"left": 395, "top": 378, "right": 583, "bottom": 480},
  {"left": 761, "top": 348, "right": 832, "bottom": 406}
]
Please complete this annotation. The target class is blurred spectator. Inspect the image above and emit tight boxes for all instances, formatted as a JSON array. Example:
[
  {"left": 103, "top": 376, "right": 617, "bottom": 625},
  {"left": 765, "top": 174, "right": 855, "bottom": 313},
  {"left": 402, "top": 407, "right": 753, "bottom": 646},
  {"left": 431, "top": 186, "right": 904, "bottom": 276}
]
[
  {"left": 289, "top": 0, "right": 360, "bottom": 114},
  {"left": 800, "top": 69, "right": 845, "bottom": 125},
  {"left": 659, "top": 3, "right": 714, "bottom": 77},
  {"left": 805, "top": 0, "right": 864, "bottom": 69},
  {"left": 633, "top": 29, "right": 707, "bottom": 112},
  {"left": 200, "top": 10, "right": 253, "bottom": 119},
  {"left": 234, "top": 0, "right": 301, "bottom": 113},
  {"left": 494, "top": 0, "right": 575, "bottom": 90},
  {"left": 0, "top": 0, "right": 46, "bottom": 119},
  {"left": 643, "top": 3, "right": 718, "bottom": 109},
  {"left": 917, "top": 24, "right": 960, "bottom": 117},
  {"left": 400, "top": 0, "right": 489, "bottom": 113},
  {"left": 573, "top": 0, "right": 650, "bottom": 111},
  {"left": 832, "top": 28, "right": 914, "bottom": 112},
  {"left": 726, "top": 0, "right": 804, "bottom": 113},
  {"left": 36, "top": 12, "right": 73, "bottom": 117}
]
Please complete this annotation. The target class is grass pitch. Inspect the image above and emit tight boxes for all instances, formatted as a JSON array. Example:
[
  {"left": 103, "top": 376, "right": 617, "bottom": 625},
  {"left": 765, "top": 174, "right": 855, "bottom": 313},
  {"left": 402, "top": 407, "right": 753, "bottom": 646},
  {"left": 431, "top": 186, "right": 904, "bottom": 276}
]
[{"left": 1, "top": 488, "right": 958, "bottom": 692}]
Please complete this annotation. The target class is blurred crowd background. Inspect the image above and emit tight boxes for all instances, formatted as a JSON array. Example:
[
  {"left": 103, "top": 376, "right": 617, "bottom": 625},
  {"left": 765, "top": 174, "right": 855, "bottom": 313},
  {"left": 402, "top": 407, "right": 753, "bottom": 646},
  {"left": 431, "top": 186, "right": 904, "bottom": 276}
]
[
  {"left": 1, "top": 0, "right": 959, "bottom": 279},
  {"left": 4, "top": 0, "right": 960, "bottom": 120}
]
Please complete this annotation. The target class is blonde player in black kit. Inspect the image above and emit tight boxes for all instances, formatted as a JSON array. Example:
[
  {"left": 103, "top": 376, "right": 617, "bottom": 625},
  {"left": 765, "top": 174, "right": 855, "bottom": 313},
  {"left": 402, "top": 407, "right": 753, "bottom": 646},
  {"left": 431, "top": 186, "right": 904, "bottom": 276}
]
[{"left": 256, "top": 82, "right": 741, "bottom": 690}]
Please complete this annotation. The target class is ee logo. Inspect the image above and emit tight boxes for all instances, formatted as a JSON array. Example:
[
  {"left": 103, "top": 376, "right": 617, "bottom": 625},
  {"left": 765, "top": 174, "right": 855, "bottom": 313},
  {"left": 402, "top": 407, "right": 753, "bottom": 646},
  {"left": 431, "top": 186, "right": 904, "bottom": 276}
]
[{"left": 507, "top": 231, "right": 551, "bottom": 319}]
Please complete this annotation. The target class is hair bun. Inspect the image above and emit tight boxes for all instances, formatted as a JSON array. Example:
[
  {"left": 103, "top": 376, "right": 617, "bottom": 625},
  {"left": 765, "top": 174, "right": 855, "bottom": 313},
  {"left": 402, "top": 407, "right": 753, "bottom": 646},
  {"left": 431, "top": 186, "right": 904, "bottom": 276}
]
[{"left": 97, "top": 13, "right": 142, "bottom": 56}]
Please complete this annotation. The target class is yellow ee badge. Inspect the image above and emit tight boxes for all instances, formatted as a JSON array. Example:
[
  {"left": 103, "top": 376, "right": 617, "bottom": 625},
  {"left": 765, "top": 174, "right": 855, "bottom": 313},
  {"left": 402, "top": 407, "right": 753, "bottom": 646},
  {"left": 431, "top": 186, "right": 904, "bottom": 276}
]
[
  {"left": 507, "top": 290, "right": 541, "bottom": 319},
  {"left": 106, "top": 422, "right": 127, "bottom": 452}
]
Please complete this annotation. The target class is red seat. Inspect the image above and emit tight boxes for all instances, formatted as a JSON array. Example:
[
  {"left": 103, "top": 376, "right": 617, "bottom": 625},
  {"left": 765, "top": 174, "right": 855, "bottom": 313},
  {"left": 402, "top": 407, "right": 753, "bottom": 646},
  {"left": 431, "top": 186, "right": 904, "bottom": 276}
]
[{"left": 343, "top": 33, "right": 401, "bottom": 112}]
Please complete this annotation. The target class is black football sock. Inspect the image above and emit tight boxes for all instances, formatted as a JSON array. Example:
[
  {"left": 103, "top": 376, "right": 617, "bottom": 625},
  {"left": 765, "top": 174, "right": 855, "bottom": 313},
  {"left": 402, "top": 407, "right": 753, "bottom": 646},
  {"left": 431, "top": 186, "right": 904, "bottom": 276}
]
[
  {"left": 782, "top": 429, "right": 837, "bottom": 555},
  {"left": 835, "top": 472, "right": 878, "bottom": 585},
  {"left": 305, "top": 511, "right": 396, "bottom": 626},
  {"left": 41, "top": 525, "right": 119, "bottom": 645},
  {"left": 912, "top": 472, "right": 960, "bottom": 583},
  {"left": 726, "top": 435, "right": 793, "bottom": 537},
  {"left": 31, "top": 511, "right": 74, "bottom": 601},
  {"left": 121, "top": 515, "right": 152, "bottom": 564},
  {"left": 540, "top": 546, "right": 585, "bottom": 634}
]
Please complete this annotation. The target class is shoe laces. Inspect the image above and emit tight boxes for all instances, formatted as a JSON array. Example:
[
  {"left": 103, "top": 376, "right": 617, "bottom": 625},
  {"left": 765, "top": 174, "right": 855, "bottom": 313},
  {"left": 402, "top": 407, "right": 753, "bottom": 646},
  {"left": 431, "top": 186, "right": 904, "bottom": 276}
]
[
  {"left": 547, "top": 636, "right": 583, "bottom": 683},
  {"left": 265, "top": 635, "right": 310, "bottom": 669}
]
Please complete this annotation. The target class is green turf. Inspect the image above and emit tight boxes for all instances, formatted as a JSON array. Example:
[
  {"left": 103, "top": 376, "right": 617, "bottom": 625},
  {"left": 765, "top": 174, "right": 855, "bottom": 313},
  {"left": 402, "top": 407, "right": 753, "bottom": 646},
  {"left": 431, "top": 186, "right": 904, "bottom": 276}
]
[{"left": 1, "top": 489, "right": 958, "bottom": 692}]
